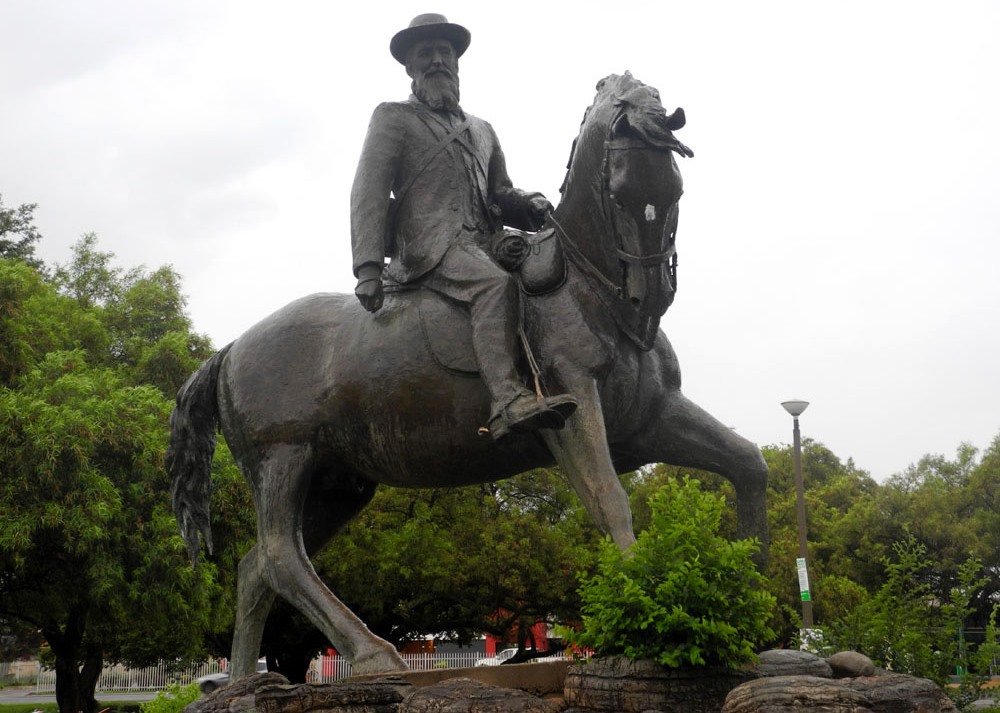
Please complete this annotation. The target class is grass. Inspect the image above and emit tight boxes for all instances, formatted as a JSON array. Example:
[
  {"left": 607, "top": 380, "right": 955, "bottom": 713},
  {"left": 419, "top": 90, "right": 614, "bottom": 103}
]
[
  {"left": 0, "top": 700, "right": 142, "bottom": 713},
  {"left": 0, "top": 705, "right": 59, "bottom": 713}
]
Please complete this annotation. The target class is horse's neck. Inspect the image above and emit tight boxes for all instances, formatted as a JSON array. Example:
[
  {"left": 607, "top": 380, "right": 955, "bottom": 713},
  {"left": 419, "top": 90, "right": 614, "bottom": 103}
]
[
  {"left": 553, "top": 195, "right": 617, "bottom": 282},
  {"left": 551, "top": 200, "right": 664, "bottom": 354}
]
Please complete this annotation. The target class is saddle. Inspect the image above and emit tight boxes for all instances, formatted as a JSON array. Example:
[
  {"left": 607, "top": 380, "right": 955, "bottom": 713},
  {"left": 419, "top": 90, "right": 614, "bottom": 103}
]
[
  {"left": 415, "top": 290, "right": 479, "bottom": 375},
  {"left": 386, "top": 228, "right": 566, "bottom": 377}
]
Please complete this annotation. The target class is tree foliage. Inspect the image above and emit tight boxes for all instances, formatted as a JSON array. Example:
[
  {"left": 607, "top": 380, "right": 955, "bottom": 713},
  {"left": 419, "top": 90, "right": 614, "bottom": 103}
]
[
  {"left": 313, "top": 469, "right": 600, "bottom": 651},
  {"left": 51, "top": 234, "right": 213, "bottom": 397},
  {"left": 823, "top": 533, "right": 989, "bottom": 688},
  {"left": 0, "top": 195, "right": 44, "bottom": 270},
  {"left": 565, "top": 477, "right": 775, "bottom": 670},
  {"left": 0, "top": 232, "right": 216, "bottom": 713}
]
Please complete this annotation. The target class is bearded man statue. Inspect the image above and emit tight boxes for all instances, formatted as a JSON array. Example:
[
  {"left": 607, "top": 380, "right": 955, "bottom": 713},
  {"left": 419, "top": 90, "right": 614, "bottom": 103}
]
[{"left": 349, "top": 13, "right": 577, "bottom": 439}]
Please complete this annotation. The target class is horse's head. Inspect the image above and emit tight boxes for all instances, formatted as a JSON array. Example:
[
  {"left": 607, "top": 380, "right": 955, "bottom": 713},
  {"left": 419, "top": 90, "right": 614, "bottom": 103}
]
[{"left": 558, "top": 72, "right": 692, "bottom": 335}]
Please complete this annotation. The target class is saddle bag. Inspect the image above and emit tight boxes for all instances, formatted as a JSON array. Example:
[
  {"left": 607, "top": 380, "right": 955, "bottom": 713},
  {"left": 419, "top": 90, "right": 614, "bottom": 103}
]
[
  {"left": 518, "top": 227, "right": 567, "bottom": 295},
  {"left": 489, "top": 227, "right": 566, "bottom": 296}
]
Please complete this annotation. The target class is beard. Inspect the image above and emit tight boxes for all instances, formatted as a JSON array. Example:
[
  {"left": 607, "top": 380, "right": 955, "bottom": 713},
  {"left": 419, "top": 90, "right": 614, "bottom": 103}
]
[{"left": 413, "top": 69, "right": 461, "bottom": 112}]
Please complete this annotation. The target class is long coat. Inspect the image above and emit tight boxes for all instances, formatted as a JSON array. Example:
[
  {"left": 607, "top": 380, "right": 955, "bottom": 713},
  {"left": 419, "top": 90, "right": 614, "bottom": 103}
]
[{"left": 350, "top": 98, "right": 539, "bottom": 284}]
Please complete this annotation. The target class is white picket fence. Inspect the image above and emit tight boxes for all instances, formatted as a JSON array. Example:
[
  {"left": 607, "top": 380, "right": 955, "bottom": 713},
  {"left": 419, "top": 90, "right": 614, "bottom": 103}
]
[
  {"left": 0, "top": 659, "right": 40, "bottom": 684},
  {"left": 35, "top": 660, "right": 225, "bottom": 693},
  {"left": 31, "top": 652, "right": 560, "bottom": 692},
  {"left": 307, "top": 652, "right": 488, "bottom": 682}
]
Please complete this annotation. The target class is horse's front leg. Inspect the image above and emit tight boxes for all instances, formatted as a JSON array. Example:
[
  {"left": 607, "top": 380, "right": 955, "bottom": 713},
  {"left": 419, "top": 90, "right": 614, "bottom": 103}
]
[
  {"left": 542, "top": 380, "right": 636, "bottom": 550},
  {"left": 639, "top": 388, "right": 770, "bottom": 565}
]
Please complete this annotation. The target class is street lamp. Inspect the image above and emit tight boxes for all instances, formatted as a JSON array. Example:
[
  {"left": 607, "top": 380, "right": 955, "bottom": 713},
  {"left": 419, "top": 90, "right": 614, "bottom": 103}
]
[{"left": 781, "top": 399, "right": 812, "bottom": 630}]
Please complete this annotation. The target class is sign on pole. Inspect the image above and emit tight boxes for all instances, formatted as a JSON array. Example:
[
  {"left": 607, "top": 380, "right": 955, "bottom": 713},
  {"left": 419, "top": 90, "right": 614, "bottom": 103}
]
[{"left": 796, "top": 557, "right": 811, "bottom": 602}]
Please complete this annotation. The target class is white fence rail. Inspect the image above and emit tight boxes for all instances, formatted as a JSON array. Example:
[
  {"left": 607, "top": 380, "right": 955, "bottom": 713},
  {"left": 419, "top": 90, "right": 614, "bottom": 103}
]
[
  {"left": 29, "top": 651, "right": 573, "bottom": 693},
  {"left": 307, "top": 652, "right": 488, "bottom": 682},
  {"left": 35, "top": 660, "right": 225, "bottom": 693},
  {"left": 0, "top": 659, "right": 40, "bottom": 684}
]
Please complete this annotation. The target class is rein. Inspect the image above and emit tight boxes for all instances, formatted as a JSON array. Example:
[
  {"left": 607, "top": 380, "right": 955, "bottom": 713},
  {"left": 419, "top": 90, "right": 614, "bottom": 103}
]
[
  {"left": 602, "top": 135, "right": 677, "bottom": 276},
  {"left": 548, "top": 209, "right": 662, "bottom": 352},
  {"left": 544, "top": 116, "right": 685, "bottom": 350},
  {"left": 548, "top": 210, "right": 624, "bottom": 300}
]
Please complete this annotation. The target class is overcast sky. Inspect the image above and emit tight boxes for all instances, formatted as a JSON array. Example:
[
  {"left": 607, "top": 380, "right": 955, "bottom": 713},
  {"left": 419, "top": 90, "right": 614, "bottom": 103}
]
[{"left": 4, "top": 0, "right": 998, "bottom": 482}]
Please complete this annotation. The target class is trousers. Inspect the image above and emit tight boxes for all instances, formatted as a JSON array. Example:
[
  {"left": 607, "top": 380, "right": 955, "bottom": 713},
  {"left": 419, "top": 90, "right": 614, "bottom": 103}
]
[{"left": 418, "top": 233, "right": 530, "bottom": 416}]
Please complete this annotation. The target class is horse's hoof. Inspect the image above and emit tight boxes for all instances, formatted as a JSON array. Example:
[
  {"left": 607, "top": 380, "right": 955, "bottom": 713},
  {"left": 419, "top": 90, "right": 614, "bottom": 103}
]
[{"left": 351, "top": 649, "right": 408, "bottom": 675}]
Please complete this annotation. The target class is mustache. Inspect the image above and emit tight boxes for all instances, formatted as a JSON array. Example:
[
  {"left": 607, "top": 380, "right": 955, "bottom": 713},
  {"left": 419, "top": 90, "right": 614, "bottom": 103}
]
[{"left": 423, "top": 67, "right": 456, "bottom": 81}]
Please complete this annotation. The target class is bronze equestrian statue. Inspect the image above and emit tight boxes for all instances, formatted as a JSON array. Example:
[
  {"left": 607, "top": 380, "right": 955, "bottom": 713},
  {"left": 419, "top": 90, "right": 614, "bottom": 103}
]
[{"left": 167, "top": 13, "right": 769, "bottom": 681}]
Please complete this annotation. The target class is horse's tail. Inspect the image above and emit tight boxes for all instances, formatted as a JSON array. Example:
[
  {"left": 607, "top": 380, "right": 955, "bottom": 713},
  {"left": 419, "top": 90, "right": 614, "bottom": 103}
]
[{"left": 166, "top": 342, "right": 234, "bottom": 564}]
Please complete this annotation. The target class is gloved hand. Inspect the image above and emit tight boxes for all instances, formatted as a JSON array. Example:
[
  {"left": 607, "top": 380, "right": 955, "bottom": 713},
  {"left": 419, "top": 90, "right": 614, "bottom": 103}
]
[
  {"left": 354, "top": 264, "right": 384, "bottom": 313},
  {"left": 526, "top": 193, "right": 554, "bottom": 231}
]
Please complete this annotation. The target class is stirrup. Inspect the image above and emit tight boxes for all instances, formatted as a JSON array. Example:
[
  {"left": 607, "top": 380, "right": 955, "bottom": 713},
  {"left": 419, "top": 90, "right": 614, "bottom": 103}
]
[{"left": 480, "top": 393, "right": 578, "bottom": 440}]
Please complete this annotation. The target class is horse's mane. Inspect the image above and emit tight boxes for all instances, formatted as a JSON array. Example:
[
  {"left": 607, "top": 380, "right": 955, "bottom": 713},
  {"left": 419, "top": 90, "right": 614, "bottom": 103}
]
[{"left": 559, "top": 72, "right": 693, "bottom": 196}]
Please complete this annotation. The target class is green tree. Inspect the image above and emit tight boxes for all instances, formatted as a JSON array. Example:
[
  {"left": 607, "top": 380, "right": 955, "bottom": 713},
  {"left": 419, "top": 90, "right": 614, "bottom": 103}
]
[
  {"left": 0, "top": 351, "right": 218, "bottom": 713},
  {"left": 51, "top": 233, "right": 134, "bottom": 308},
  {"left": 824, "top": 533, "right": 988, "bottom": 687},
  {"left": 0, "top": 195, "right": 44, "bottom": 269},
  {"left": 0, "top": 260, "right": 106, "bottom": 388},
  {"left": 966, "top": 434, "right": 1000, "bottom": 616},
  {"left": 839, "top": 440, "right": 999, "bottom": 628},
  {"left": 51, "top": 235, "right": 212, "bottom": 396},
  {"left": 313, "top": 469, "right": 598, "bottom": 652},
  {"left": 0, "top": 234, "right": 218, "bottom": 713}
]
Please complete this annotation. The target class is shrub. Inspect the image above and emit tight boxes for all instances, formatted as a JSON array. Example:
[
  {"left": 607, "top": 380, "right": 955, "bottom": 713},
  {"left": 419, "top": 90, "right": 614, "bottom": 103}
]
[
  {"left": 564, "top": 476, "right": 775, "bottom": 670},
  {"left": 138, "top": 682, "right": 200, "bottom": 713},
  {"left": 824, "top": 533, "right": 997, "bottom": 700}
]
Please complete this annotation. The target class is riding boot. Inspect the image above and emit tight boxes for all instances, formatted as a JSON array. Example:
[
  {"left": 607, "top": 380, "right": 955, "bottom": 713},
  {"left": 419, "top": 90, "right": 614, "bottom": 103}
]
[
  {"left": 466, "top": 272, "right": 578, "bottom": 439},
  {"left": 420, "top": 239, "right": 578, "bottom": 439}
]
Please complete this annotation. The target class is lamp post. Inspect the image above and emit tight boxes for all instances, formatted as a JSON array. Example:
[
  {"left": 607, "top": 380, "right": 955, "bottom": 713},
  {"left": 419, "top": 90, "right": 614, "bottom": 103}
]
[{"left": 781, "top": 399, "right": 812, "bottom": 630}]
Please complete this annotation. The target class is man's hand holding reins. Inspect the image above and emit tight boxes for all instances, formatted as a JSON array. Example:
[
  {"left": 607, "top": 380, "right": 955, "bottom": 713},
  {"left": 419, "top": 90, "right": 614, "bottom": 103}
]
[
  {"left": 526, "top": 193, "right": 554, "bottom": 231},
  {"left": 355, "top": 263, "right": 385, "bottom": 312}
]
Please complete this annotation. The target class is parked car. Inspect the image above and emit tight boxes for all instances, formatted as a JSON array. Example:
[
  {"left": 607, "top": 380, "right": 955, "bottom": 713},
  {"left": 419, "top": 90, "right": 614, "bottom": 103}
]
[
  {"left": 196, "top": 659, "right": 267, "bottom": 694},
  {"left": 474, "top": 647, "right": 519, "bottom": 666}
]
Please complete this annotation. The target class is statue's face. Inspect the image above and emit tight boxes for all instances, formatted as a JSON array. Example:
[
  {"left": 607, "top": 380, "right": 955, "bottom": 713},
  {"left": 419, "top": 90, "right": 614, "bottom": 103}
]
[
  {"left": 406, "top": 38, "right": 458, "bottom": 81},
  {"left": 407, "top": 38, "right": 460, "bottom": 112}
]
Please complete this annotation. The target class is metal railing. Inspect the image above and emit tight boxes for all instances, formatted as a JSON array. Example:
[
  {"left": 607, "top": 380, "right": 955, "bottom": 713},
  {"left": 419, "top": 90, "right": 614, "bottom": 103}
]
[
  {"left": 1, "top": 660, "right": 40, "bottom": 685},
  {"left": 35, "top": 660, "right": 225, "bottom": 693},
  {"left": 308, "top": 652, "right": 491, "bottom": 682},
  {"left": 29, "top": 650, "right": 574, "bottom": 692}
]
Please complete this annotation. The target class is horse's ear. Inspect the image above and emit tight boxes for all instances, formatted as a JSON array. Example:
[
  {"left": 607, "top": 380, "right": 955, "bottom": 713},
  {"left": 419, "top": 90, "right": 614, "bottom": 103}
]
[{"left": 666, "top": 107, "right": 686, "bottom": 131}]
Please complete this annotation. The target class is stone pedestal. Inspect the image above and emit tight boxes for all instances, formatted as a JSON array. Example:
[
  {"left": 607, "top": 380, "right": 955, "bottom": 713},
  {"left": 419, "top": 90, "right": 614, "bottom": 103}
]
[
  {"left": 722, "top": 673, "right": 958, "bottom": 712},
  {"left": 563, "top": 656, "right": 757, "bottom": 713}
]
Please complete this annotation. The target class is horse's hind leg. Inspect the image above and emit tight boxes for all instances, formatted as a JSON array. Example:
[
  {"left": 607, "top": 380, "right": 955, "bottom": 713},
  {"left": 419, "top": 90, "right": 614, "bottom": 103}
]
[
  {"left": 230, "top": 544, "right": 277, "bottom": 680},
  {"left": 251, "top": 443, "right": 405, "bottom": 674}
]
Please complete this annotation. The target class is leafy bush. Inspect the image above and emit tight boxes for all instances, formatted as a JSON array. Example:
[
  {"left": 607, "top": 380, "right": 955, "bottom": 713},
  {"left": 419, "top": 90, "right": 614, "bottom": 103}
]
[
  {"left": 823, "top": 533, "right": 989, "bottom": 687},
  {"left": 564, "top": 477, "right": 775, "bottom": 669},
  {"left": 138, "top": 683, "right": 200, "bottom": 713}
]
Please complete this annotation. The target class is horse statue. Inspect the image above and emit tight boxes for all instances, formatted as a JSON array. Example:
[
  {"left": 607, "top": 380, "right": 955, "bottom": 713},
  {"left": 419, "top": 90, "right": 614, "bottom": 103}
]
[{"left": 166, "top": 71, "right": 769, "bottom": 679}]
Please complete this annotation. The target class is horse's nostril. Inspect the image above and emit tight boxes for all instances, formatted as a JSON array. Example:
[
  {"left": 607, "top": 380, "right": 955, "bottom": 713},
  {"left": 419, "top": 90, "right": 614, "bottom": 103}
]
[{"left": 630, "top": 296, "right": 641, "bottom": 307}]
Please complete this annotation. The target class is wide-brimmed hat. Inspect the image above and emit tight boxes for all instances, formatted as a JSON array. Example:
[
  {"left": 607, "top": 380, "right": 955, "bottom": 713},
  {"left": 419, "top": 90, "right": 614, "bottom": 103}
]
[{"left": 390, "top": 13, "right": 471, "bottom": 65}]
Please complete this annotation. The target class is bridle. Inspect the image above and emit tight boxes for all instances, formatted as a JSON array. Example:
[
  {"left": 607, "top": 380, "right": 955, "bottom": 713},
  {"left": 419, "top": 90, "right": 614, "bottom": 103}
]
[
  {"left": 601, "top": 133, "right": 677, "bottom": 298},
  {"left": 548, "top": 109, "right": 683, "bottom": 349}
]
